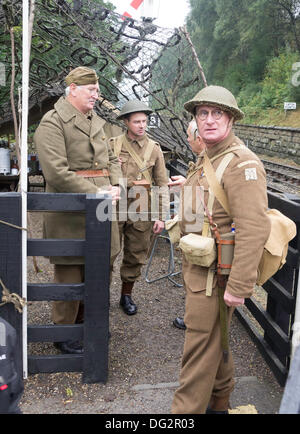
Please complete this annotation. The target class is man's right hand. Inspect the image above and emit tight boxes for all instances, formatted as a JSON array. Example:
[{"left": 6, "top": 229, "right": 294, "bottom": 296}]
[
  {"left": 168, "top": 176, "right": 186, "bottom": 192},
  {"left": 98, "top": 185, "right": 120, "bottom": 205}
]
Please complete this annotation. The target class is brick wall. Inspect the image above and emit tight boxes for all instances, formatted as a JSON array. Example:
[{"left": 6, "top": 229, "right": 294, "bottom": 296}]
[{"left": 234, "top": 124, "right": 300, "bottom": 165}]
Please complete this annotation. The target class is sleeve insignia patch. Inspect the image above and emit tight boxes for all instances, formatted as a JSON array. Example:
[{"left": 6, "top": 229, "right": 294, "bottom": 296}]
[{"left": 245, "top": 167, "right": 257, "bottom": 181}]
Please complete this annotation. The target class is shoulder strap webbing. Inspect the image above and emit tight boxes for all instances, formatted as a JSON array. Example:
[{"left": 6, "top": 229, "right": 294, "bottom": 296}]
[
  {"left": 202, "top": 152, "right": 235, "bottom": 297},
  {"left": 202, "top": 144, "right": 245, "bottom": 216},
  {"left": 123, "top": 138, "right": 155, "bottom": 184},
  {"left": 203, "top": 152, "right": 231, "bottom": 217}
]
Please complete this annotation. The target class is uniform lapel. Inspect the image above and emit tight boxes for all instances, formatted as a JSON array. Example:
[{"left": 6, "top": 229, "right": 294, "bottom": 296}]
[
  {"left": 73, "top": 115, "right": 90, "bottom": 136},
  {"left": 90, "top": 113, "right": 106, "bottom": 138}
]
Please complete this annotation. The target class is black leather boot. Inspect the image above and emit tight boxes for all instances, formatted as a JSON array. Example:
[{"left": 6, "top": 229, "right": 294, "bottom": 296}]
[
  {"left": 120, "top": 282, "right": 137, "bottom": 315},
  {"left": 54, "top": 340, "right": 83, "bottom": 354},
  {"left": 173, "top": 317, "right": 186, "bottom": 330}
]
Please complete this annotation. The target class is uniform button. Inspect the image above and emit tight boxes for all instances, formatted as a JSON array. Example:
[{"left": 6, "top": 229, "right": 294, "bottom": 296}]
[
  {"left": 102, "top": 136, "right": 106, "bottom": 140},
  {"left": 95, "top": 162, "right": 99, "bottom": 167}
]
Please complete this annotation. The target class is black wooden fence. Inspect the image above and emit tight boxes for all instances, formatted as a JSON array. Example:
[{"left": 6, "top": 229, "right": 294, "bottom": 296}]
[
  {"left": 235, "top": 192, "right": 300, "bottom": 387},
  {"left": 0, "top": 192, "right": 111, "bottom": 384},
  {"left": 168, "top": 160, "right": 300, "bottom": 387},
  {"left": 0, "top": 193, "right": 22, "bottom": 376}
]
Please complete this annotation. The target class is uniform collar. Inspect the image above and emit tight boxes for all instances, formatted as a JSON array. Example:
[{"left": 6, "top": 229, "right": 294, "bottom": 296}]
[
  {"left": 125, "top": 132, "right": 148, "bottom": 148},
  {"left": 54, "top": 96, "right": 105, "bottom": 136},
  {"left": 205, "top": 130, "right": 236, "bottom": 159},
  {"left": 54, "top": 96, "right": 95, "bottom": 121}
]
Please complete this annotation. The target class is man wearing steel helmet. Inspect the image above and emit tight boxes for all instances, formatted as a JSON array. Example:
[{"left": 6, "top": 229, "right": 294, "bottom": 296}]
[
  {"left": 109, "top": 101, "right": 169, "bottom": 316},
  {"left": 170, "top": 86, "right": 271, "bottom": 414},
  {"left": 34, "top": 67, "right": 122, "bottom": 354}
]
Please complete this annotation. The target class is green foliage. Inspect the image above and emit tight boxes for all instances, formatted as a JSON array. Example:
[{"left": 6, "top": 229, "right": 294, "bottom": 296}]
[
  {"left": 238, "top": 50, "right": 300, "bottom": 123},
  {"left": 186, "top": 0, "right": 300, "bottom": 125}
]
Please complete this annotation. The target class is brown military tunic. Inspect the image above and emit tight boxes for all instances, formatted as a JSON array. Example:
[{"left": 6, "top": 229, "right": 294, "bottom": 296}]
[
  {"left": 172, "top": 131, "right": 271, "bottom": 413},
  {"left": 34, "top": 96, "right": 123, "bottom": 324},
  {"left": 109, "top": 133, "right": 169, "bottom": 283},
  {"left": 34, "top": 96, "right": 122, "bottom": 264}
]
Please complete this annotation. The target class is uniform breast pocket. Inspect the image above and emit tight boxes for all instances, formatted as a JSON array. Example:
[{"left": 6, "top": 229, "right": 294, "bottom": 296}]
[{"left": 182, "top": 259, "right": 217, "bottom": 293}]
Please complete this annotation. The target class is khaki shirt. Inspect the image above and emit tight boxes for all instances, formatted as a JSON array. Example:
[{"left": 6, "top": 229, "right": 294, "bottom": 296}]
[
  {"left": 180, "top": 131, "right": 271, "bottom": 299},
  {"left": 109, "top": 133, "right": 168, "bottom": 187},
  {"left": 109, "top": 133, "right": 169, "bottom": 220}
]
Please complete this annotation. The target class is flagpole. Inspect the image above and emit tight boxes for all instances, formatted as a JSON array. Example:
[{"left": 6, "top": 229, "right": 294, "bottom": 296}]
[{"left": 21, "top": 0, "right": 29, "bottom": 379}]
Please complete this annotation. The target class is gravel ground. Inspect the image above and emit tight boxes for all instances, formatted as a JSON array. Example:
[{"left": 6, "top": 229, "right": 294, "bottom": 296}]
[{"left": 19, "top": 211, "right": 284, "bottom": 414}]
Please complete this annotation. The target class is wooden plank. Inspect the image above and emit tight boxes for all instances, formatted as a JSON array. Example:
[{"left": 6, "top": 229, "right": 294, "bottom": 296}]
[
  {"left": 0, "top": 193, "right": 23, "bottom": 378},
  {"left": 28, "top": 354, "right": 83, "bottom": 374},
  {"left": 27, "top": 192, "right": 86, "bottom": 211},
  {"left": 27, "top": 239, "right": 85, "bottom": 256},
  {"left": 268, "top": 192, "right": 300, "bottom": 222},
  {"left": 235, "top": 307, "right": 288, "bottom": 387},
  {"left": 28, "top": 324, "right": 83, "bottom": 342},
  {"left": 83, "top": 195, "right": 111, "bottom": 384},
  {"left": 286, "top": 246, "right": 299, "bottom": 268},
  {"left": 245, "top": 297, "right": 290, "bottom": 355},
  {"left": 27, "top": 283, "right": 84, "bottom": 301},
  {"left": 263, "top": 278, "right": 295, "bottom": 314}
]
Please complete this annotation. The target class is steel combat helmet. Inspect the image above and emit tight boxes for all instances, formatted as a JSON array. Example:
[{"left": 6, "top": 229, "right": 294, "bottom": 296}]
[
  {"left": 184, "top": 85, "right": 244, "bottom": 121},
  {"left": 116, "top": 100, "right": 153, "bottom": 120}
]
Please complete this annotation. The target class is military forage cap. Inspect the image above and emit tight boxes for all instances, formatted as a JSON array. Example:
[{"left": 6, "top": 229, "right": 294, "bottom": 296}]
[
  {"left": 65, "top": 67, "right": 99, "bottom": 86},
  {"left": 184, "top": 85, "right": 244, "bottom": 121}
]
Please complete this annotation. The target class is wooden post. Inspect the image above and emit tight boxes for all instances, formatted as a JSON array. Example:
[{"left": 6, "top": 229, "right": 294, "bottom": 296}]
[
  {"left": 180, "top": 26, "right": 208, "bottom": 88},
  {"left": 0, "top": 193, "right": 23, "bottom": 378},
  {"left": 82, "top": 194, "right": 111, "bottom": 383}
]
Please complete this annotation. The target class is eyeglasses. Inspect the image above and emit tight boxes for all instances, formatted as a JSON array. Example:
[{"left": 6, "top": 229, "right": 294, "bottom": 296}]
[{"left": 196, "top": 108, "right": 224, "bottom": 121}]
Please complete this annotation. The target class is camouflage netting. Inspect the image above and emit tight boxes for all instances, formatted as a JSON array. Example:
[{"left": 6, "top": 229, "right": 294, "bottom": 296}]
[{"left": 0, "top": 0, "right": 205, "bottom": 161}]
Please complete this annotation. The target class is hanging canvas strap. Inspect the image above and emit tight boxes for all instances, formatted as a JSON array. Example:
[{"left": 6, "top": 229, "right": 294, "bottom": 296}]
[{"left": 200, "top": 144, "right": 245, "bottom": 296}]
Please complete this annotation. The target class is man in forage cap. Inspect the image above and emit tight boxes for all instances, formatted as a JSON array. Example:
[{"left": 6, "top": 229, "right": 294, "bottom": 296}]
[{"left": 34, "top": 66, "right": 122, "bottom": 354}]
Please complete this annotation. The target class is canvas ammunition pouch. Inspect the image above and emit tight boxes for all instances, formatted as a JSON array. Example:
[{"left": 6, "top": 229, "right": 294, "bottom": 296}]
[
  {"left": 179, "top": 233, "right": 216, "bottom": 267},
  {"left": 256, "top": 209, "right": 296, "bottom": 285},
  {"left": 165, "top": 214, "right": 181, "bottom": 244}
]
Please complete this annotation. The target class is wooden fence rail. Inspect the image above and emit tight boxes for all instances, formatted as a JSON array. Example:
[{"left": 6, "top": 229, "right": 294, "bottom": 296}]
[{"left": 0, "top": 192, "right": 112, "bottom": 384}]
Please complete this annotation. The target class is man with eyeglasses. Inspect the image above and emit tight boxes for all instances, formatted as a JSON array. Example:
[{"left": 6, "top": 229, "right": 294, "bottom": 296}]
[
  {"left": 170, "top": 85, "right": 270, "bottom": 414},
  {"left": 34, "top": 67, "right": 122, "bottom": 354}
]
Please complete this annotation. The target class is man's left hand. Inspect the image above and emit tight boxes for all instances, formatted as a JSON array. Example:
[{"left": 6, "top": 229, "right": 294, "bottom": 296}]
[
  {"left": 224, "top": 289, "right": 244, "bottom": 307},
  {"left": 153, "top": 220, "right": 164, "bottom": 234}
]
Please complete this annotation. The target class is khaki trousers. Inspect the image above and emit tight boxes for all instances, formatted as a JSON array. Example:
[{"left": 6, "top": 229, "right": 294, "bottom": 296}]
[
  {"left": 116, "top": 220, "right": 153, "bottom": 283},
  {"left": 172, "top": 284, "right": 235, "bottom": 414},
  {"left": 52, "top": 264, "right": 84, "bottom": 325}
]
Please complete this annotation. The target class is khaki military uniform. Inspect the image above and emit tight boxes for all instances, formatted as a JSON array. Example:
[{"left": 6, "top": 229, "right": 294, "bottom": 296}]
[
  {"left": 34, "top": 96, "right": 123, "bottom": 324},
  {"left": 172, "top": 131, "right": 271, "bottom": 414},
  {"left": 109, "top": 133, "right": 169, "bottom": 283}
]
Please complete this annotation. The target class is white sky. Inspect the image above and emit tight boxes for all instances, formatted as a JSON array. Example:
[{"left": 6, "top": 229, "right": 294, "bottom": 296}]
[{"left": 108, "top": 0, "right": 190, "bottom": 28}]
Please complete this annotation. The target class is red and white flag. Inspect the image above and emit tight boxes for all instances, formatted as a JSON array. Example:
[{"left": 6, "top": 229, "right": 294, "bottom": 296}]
[{"left": 122, "top": 0, "right": 145, "bottom": 19}]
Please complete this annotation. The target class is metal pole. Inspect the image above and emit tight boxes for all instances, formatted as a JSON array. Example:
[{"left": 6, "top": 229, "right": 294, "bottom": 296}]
[
  {"left": 21, "top": 0, "right": 29, "bottom": 379},
  {"left": 142, "top": 0, "right": 155, "bottom": 18},
  {"left": 291, "top": 269, "right": 300, "bottom": 360}
]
